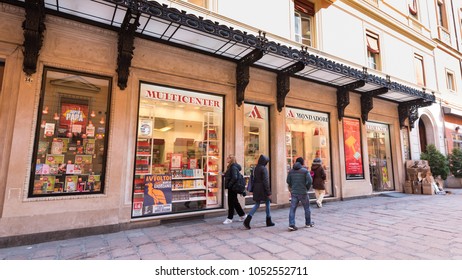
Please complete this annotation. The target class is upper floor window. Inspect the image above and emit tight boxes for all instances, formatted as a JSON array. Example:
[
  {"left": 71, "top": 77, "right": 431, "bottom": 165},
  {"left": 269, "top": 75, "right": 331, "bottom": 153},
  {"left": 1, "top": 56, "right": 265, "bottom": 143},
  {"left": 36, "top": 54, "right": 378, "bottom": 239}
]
[
  {"left": 453, "top": 131, "right": 462, "bottom": 150},
  {"left": 437, "top": 0, "right": 448, "bottom": 28},
  {"left": 414, "top": 54, "right": 426, "bottom": 86},
  {"left": 294, "top": 0, "right": 315, "bottom": 47},
  {"left": 366, "top": 32, "right": 381, "bottom": 70},
  {"left": 446, "top": 70, "right": 456, "bottom": 91}
]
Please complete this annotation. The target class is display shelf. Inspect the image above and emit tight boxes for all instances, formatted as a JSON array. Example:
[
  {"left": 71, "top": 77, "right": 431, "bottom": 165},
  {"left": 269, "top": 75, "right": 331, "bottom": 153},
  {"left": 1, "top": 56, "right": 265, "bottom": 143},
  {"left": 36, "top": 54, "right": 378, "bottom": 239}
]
[
  {"left": 172, "top": 187, "right": 206, "bottom": 191},
  {"left": 171, "top": 177, "right": 204, "bottom": 181},
  {"left": 172, "top": 198, "right": 207, "bottom": 203},
  {"left": 201, "top": 112, "right": 221, "bottom": 207}
]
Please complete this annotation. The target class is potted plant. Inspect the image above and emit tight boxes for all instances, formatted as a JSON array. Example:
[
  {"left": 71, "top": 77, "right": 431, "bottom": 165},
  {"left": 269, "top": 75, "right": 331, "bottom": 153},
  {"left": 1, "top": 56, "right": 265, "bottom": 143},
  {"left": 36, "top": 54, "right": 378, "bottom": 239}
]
[
  {"left": 420, "top": 144, "right": 449, "bottom": 187},
  {"left": 448, "top": 148, "right": 462, "bottom": 187}
]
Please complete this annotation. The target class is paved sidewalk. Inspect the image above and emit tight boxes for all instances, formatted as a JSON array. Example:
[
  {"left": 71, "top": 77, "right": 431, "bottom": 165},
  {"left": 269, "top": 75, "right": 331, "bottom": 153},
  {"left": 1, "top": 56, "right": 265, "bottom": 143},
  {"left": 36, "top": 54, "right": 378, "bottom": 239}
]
[{"left": 1, "top": 189, "right": 462, "bottom": 260}]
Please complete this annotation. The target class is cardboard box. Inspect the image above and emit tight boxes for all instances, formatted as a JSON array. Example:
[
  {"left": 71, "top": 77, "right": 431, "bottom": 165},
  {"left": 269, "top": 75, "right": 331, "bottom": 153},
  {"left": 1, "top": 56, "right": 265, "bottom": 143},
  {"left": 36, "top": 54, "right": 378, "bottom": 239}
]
[
  {"left": 404, "top": 180, "right": 413, "bottom": 194},
  {"left": 406, "top": 168, "right": 418, "bottom": 181},
  {"left": 422, "top": 182, "right": 433, "bottom": 195},
  {"left": 418, "top": 167, "right": 430, "bottom": 178},
  {"left": 406, "top": 160, "right": 429, "bottom": 169}
]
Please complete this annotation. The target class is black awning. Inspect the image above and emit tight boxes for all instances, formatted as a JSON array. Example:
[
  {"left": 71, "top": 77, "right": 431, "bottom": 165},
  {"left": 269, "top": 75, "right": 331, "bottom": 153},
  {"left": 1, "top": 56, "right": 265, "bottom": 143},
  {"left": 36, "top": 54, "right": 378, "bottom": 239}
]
[{"left": 5, "top": 0, "right": 435, "bottom": 105}]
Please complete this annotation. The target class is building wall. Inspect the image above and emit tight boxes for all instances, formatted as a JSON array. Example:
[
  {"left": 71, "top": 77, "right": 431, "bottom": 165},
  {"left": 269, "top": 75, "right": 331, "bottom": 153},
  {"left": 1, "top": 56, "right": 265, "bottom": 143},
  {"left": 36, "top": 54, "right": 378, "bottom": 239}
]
[{"left": 0, "top": 0, "right": 455, "bottom": 240}]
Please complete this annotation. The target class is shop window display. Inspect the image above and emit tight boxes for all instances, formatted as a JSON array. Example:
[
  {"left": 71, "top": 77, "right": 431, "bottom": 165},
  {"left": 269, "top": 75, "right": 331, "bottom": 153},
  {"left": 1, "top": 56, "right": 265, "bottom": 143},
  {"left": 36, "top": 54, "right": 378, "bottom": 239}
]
[
  {"left": 285, "top": 107, "right": 331, "bottom": 194},
  {"left": 133, "top": 83, "right": 223, "bottom": 217},
  {"left": 29, "top": 68, "right": 111, "bottom": 197},
  {"left": 366, "top": 122, "right": 394, "bottom": 191},
  {"left": 243, "top": 103, "right": 269, "bottom": 205}
]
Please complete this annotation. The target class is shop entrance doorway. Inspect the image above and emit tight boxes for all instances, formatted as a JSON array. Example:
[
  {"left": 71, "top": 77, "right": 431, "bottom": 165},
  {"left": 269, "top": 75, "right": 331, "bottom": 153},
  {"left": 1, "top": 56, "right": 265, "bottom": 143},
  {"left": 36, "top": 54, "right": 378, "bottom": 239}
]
[{"left": 366, "top": 122, "right": 394, "bottom": 192}]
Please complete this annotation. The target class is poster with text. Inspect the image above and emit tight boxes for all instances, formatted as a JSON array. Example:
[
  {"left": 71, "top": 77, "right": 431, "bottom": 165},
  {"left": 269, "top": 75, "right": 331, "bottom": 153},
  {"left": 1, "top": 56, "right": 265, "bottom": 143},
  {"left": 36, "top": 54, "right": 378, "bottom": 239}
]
[
  {"left": 60, "top": 102, "right": 88, "bottom": 132},
  {"left": 143, "top": 174, "right": 172, "bottom": 215},
  {"left": 343, "top": 117, "right": 364, "bottom": 179}
]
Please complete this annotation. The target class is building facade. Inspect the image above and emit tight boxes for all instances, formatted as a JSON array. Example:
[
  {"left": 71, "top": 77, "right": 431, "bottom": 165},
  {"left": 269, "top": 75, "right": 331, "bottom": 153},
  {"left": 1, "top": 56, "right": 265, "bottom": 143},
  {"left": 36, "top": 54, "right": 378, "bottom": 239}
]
[{"left": 0, "top": 0, "right": 457, "bottom": 245}]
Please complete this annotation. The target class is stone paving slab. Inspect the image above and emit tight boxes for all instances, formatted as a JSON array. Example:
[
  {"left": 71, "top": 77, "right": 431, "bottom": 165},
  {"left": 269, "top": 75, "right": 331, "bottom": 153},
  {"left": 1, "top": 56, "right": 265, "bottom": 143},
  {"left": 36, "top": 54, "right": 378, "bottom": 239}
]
[{"left": 1, "top": 189, "right": 462, "bottom": 260}]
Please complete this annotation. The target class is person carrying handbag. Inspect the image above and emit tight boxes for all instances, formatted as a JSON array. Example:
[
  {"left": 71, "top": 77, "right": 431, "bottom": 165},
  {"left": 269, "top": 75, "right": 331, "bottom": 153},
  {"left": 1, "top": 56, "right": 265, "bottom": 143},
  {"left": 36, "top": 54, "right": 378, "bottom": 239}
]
[{"left": 223, "top": 154, "right": 247, "bottom": 224}]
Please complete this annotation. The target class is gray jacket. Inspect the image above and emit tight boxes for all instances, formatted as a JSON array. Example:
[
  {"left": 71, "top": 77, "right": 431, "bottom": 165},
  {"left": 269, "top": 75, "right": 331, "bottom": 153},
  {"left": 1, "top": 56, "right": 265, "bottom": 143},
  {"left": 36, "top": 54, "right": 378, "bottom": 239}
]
[{"left": 287, "top": 162, "right": 312, "bottom": 195}]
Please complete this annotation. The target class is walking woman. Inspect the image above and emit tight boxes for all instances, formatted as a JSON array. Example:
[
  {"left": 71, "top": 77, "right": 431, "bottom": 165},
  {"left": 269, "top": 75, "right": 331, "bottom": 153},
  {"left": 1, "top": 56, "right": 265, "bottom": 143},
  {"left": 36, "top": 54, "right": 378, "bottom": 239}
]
[
  {"left": 311, "top": 158, "right": 327, "bottom": 208},
  {"left": 223, "top": 154, "right": 246, "bottom": 224},
  {"left": 243, "top": 154, "right": 275, "bottom": 229}
]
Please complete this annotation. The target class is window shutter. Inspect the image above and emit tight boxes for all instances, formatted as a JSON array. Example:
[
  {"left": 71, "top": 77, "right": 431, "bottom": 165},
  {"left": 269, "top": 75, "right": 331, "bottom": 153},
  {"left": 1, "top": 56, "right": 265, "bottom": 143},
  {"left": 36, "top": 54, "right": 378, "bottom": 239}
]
[
  {"left": 366, "top": 34, "right": 380, "bottom": 54},
  {"left": 294, "top": 0, "right": 315, "bottom": 16},
  {"left": 409, "top": 0, "right": 417, "bottom": 16}
]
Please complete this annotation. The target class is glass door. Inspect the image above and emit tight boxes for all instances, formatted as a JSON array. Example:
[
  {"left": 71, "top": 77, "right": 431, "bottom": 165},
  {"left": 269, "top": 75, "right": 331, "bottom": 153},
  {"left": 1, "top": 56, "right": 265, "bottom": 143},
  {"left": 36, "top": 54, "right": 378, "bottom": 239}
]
[{"left": 366, "top": 122, "right": 394, "bottom": 192}]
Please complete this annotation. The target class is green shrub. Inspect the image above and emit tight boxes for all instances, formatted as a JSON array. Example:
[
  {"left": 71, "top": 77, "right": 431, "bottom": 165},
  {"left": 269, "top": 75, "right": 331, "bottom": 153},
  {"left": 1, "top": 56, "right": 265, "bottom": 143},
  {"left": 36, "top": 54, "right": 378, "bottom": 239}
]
[
  {"left": 448, "top": 148, "right": 462, "bottom": 178},
  {"left": 420, "top": 144, "right": 449, "bottom": 180}
]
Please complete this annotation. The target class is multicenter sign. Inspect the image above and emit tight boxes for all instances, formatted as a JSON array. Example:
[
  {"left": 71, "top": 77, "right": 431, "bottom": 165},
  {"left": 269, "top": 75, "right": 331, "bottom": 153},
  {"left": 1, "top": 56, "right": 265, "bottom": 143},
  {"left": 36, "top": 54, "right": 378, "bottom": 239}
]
[{"left": 140, "top": 83, "right": 222, "bottom": 109}]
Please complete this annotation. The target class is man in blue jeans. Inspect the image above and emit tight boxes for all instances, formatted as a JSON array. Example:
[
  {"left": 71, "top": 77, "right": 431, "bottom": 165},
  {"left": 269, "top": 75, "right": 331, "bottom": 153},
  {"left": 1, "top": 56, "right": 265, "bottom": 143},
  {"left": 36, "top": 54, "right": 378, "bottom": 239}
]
[{"left": 286, "top": 157, "right": 314, "bottom": 231}]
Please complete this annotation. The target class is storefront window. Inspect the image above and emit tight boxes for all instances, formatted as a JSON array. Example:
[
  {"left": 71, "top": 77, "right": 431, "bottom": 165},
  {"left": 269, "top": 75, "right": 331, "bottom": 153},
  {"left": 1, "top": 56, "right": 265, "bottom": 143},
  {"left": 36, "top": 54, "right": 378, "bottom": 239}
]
[
  {"left": 243, "top": 103, "right": 269, "bottom": 205},
  {"left": 285, "top": 107, "right": 331, "bottom": 193},
  {"left": 366, "top": 122, "right": 394, "bottom": 192},
  {"left": 133, "top": 83, "right": 223, "bottom": 217},
  {"left": 30, "top": 68, "right": 111, "bottom": 197},
  {"left": 453, "top": 131, "right": 462, "bottom": 150}
]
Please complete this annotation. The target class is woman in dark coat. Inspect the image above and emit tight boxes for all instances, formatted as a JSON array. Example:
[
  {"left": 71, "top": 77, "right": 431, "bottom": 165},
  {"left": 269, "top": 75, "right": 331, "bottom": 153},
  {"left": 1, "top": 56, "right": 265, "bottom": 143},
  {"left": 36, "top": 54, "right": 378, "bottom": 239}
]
[{"left": 243, "top": 154, "right": 275, "bottom": 229}]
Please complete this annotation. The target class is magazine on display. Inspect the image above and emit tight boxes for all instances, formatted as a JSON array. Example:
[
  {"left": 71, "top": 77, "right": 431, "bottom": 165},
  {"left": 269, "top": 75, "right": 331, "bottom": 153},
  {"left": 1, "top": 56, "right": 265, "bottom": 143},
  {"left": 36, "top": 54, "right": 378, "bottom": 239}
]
[{"left": 65, "top": 176, "right": 78, "bottom": 192}]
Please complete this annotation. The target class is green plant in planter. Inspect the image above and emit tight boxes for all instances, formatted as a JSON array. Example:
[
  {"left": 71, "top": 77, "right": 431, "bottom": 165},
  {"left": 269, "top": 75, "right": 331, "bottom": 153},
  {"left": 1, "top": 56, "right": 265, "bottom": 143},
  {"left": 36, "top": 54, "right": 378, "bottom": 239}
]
[
  {"left": 448, "top": 148, "right": 462, "bottom": 178},
  {"left": 420, "top": 144, "right": 449, "bottom": 180}
]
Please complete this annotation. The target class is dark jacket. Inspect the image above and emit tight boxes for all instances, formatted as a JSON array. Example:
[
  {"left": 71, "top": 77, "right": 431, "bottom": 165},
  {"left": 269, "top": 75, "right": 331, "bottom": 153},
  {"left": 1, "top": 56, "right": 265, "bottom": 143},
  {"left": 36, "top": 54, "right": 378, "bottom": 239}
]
[
  {"left": 287, "top": 162, "right": 312, "bottom": 195},
  {"left": 252, "top": 155, "right": 271, "bottom": 201},
  {"left": 224, "top": 162, "right": 241, "bottom": 192},
  {"left": 311, "top": 163, "right": 327, "bottom": 190}
]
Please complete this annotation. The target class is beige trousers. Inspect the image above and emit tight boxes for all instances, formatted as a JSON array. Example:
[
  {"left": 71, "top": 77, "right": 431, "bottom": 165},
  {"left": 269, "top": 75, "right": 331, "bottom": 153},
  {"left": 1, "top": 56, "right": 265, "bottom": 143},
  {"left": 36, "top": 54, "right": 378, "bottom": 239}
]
[{"left": 314, "top": 189, "right": 325, "bottom": 206}]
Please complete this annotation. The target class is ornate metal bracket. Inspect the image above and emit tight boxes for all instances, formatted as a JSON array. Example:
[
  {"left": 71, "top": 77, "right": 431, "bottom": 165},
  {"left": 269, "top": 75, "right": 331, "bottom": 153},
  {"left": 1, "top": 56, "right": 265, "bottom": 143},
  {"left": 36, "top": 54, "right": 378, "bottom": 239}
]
[
  {"left": 236, "top": 49, "right": 264, "bottom": 106},
  {"left": 22, "top": 0, "right": 45, "bottom": 76},
  {"left": 336, "top": 80, "right": 365, "bottom": 121},
  {"left": 276, "top": 61, "right": 305, "bottom": 112},
  {"left": 117, "top": 7, "right": 140, "bottom": 90},
  {"left": 398, "top": 100, "right": 433, "bottom": 130},
  {"left": 360, "top": 87, "right": 388, "bottom": 124}
]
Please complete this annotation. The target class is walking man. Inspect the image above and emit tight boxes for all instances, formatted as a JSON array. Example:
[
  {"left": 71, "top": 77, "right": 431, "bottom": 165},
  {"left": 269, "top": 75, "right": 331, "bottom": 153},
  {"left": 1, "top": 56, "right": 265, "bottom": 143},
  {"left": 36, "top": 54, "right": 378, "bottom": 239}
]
[{"left": 286, "top": 157, "right": 314, "bottom": 231}]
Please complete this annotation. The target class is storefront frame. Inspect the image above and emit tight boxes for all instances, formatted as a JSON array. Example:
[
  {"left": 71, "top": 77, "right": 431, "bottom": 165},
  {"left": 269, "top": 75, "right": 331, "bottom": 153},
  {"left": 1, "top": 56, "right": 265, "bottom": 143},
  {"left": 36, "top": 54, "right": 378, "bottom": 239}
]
[
  {"left": 131, "top": 81, "right": 226, "bottom": 218},
  {"left": 242, "top": 102, "right": 271, "bottom": 206},
  {"left": 366, "top": 121, "right": 395, "bottom": 192},
  {"left": 343, "top": 116, "right": 365, "bottom": 180},
  {"left": 285, "top": 105, "right": 334, "bottom": 196},
  {"left": 28, "top": 66, "right": 112, "bottom": 198}
]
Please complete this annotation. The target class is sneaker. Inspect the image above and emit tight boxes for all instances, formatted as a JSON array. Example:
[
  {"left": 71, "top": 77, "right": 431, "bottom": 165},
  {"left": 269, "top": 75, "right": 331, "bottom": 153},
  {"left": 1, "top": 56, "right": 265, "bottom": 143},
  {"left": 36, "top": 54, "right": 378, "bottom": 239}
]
[
  {"left": 305, "top": 223, "right": 315, "bottom": 228},
  {"left": 316, "top": 201, "right": 322, "bottom": 208},
  {"left": 288, "top": 225, "right": 298, "bottom": 231},
  {"left": 239, "top": 214, "right": 247, "bottom": 221},
  {"left": 223, "top": 218, "right": 233, "bottom": 224}
]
